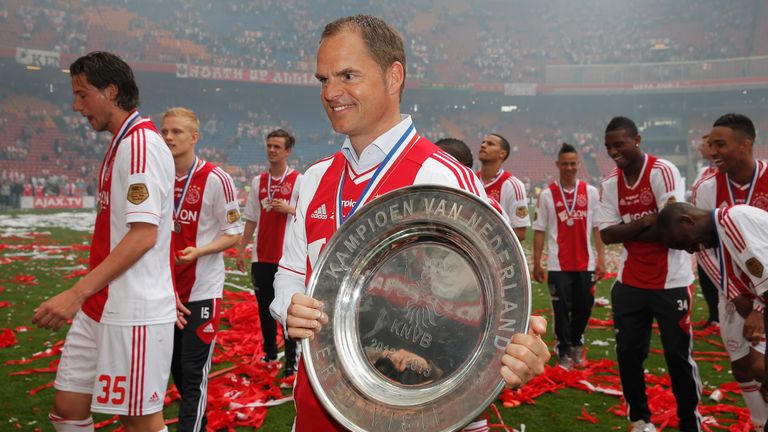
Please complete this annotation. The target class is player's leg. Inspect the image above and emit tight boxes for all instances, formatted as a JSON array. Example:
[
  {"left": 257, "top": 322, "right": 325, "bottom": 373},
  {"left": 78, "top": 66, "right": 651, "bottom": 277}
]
[
  {"left": 569, "top": 271, "right": 595, "bottom": 366},
  {"left": 284, "top": 333, "right": 298, "bottom": 378},
  {"left": 612, "top": 281, "right": 654, "bottom": 425},
  {"left": 253, "top": 262, "right": 278, "bottom": 361},
  {"left": 547, "top": 271, "right": 573, "bottom": 366},
  {"left": 51, "top": 312, "right": 98, "bottom": 430},
  {"left": 170, "top": 323, "right": 185, "bottom": 395},
  {"left": 91, "top": 322, "right": 173, "bottom": 430},
  {"left": 719, "top": 296, "right": 768, "bottom": 429},
  {"left": 176, "top": 298, "right": 220, "bottom": 432},
  {"left": 50, "top": 392, "right": 94, "bottom": 431},
  {"left": 652, "top": 286, "right": 701, "bottom": 432}
]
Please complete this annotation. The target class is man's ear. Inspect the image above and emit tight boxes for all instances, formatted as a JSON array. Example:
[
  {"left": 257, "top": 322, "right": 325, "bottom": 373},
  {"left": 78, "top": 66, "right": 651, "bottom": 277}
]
[
  {"left": 105, "top": 83, "right": 119, "bottom": 104},
  {"left": 680, "top": 214, "right": 696, "bottom": 226},
  {"left": 386, "top": 61, "right": 405, "bottom": 97}
]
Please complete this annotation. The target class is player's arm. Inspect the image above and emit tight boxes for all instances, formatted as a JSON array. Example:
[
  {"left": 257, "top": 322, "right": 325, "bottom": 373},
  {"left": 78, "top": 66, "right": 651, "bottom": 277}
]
[
  {"left": 33, "top": 222, "right": 157, "bottom": 330},
  {"left": 270, "top": 199, "right": 296, "bottom": 215},
  {"left": 270, "top": 178, "right": 325, "bottom": 339},
  {"left": 177, "top": 233, "right": 242, "bottom": 264},
  {"left": 501, "top": 179, "right": 530, "bottom": 242},
  {"left": 593, "top": 227, "right": 606, "bottom": 281},
  {"left": 237, "top": 220, "right": 257, "bottom": 271},
  {"left": 531, "top": 191, "right": 549, "bottom": 283},
  {"left": 532, "top": 230, "right": 546, "bottom": 283},
  {"left": 237, "top": 177, "right": 260, "bottom": 272},
  {"left": 599, "top": 213, "right": 657, "bottom": 244}
]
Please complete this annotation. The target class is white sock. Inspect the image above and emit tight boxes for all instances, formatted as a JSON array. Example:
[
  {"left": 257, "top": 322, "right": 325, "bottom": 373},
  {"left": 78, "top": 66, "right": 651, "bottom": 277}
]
[
  {"left": 461, "top": 419, "right": 489, "bottom": 432},
  {"left": 156, "top": 427, "right": 168, "bottom": 432},
  {"left": 739, "top": 380, "right": 768, "bottom": 427},
  {"left": 49, "top": 413, "right": 94, "bottom": 432}
]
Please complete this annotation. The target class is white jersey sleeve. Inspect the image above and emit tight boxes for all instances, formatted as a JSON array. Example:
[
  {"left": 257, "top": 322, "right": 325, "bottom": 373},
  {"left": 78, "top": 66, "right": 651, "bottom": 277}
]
[
  {"left": 723, "top": 206, "right": 768, "bottom": 297},
  {"left": 595, "top": 174, "right": 622, "bottom": 230},
  {"left": 691, "top": 174, "right": 717, "bottom": 210},
  {"left": 121, "top": 131, "right": 173, "bottom": 227},
  {"left": 243, "top": 175, "right": 262, "bottom": 224},
  {"left": 271, "top": 161, "right": 330, "bottom": 327},
  {"left": 650, "top": 159, "right": 685, "bottom": 209},
  {"left": 532, "top": 188, "right": 552, "bottom": 232},
  {"left": 588, "top": 184, "right": 600, "bottom": 228},
  {"left": 290, "top": 174, "right": 303, "bottom": 207},
  {"left": 500, "top": 177, "right": 530, "bottom": 228},
  {"left": 212, "top": 168, "right": 244, "bottom": 236}
]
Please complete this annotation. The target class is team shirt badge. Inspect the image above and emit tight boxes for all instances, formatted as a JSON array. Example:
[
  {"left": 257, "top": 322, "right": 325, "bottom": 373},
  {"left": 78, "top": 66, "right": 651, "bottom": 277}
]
[
  {"left": 227, "top": 209, "right": 240, "bottom": 224},
  {"left": 746, "top": 257, "right": 764, "bottom": 278},
  {"left": 127, "top": 183, "right": 149, "bottom": 204}
]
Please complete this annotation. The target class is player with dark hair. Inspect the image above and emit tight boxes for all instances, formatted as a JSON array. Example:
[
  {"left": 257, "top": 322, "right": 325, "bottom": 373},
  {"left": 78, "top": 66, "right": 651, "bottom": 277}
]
[
  {"left": 658, "top": 203, "right": 768, "bottom": 420},
  {"left": 596, "top": 116, "right": 701, "bottom": 432},
  {"left": 237, "top": 128, "right": 302, "bottom": 380},
  {"left": 477, "top": 133, "right": 530, "bottom": 241},
  {"left": 690, "top": 113, "right": 768, "bottom": 429},
  {"left": 434, "top": 137, "right": 474, "bottom": 168},
  {"left": 533, "top": 142, "right": 605, "bottom": 368},
  {"left": 689, "top": 134, "right": 719, "bottom": 328},
  {"left": 33, "top": 51, "right": 176, "bottom": 432}
]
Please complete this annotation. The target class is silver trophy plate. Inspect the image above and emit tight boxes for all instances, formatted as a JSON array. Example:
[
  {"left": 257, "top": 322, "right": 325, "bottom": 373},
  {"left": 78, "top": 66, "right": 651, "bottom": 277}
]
[{"left": 303, "top": 184, "right": 530, "bottom": 432}]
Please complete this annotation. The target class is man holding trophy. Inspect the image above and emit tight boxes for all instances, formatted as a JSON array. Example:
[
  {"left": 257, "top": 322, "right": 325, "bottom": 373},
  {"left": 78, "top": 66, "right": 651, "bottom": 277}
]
[{"left": 270, "top": 15, "right": 550, "bottom": 431}]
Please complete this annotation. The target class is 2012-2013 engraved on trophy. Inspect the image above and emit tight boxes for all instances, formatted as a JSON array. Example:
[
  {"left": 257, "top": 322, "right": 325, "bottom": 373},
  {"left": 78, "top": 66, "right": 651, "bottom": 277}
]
[{"left": 303, "top": 185, "right": 531, "bottom": 432}]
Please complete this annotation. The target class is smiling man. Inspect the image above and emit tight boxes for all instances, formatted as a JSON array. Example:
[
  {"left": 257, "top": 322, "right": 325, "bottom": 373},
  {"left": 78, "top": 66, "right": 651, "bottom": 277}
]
[
  {"left": 595, "top": 116, "right": 700, "bottom": 432},
  {"left": 690, "top": 113, "right": 768, "bottom": 430},
  {"left": 269, "top": 15, "right": 551, "bottom": 432},
  {"left": 532, "top": 143, "right": 605, "bottom": 369}
]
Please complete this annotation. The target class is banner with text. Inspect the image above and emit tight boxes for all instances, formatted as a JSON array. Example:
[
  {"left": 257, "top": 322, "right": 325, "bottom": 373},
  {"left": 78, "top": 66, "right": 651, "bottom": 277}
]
[
  {"left": 16, "top": 47, "right": 60, "bottom": 68},
  {"left": 22, "top": 196, "right": 95, "bottom": 209},
  {"left": 175, "top": 63, "right": 318, "bottom": 86}
]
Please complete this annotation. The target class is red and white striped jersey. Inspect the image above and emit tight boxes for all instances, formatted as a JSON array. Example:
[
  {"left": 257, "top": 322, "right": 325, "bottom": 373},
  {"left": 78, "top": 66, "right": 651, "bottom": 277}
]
[
  {"left": 692, "top": 160, "right": 768, "bottom": 301},
  {"left": 596, "top": 154, "right": 693, "bottom": 289},
  {"left": 478, "top": 169, "right": 530, "bottom": 228},
  {"left": 84, "top": 112, "right": 176, "bottom": 325},
  {"left": 714, "top": 205, "right": 768, "bottom": 300},
  {"left": 272, "top": 116, "right": 486, "bottom": 432},
  {"left": 243, "top": 168, "right": 302, "bottom": 264},
  {"left": 172, "top": 160, "right": 243, "bottom": 303},
  {"left": 533, "top": 180, "right": 599, "bottom": 271}
]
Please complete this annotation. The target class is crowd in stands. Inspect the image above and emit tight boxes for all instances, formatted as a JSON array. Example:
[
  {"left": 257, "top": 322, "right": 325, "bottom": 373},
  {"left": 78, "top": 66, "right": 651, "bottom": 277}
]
[
  {"left": 4, "top": 88, "right": 768, "bottom": 210},
  {"left": 1, "top": 0, "right": 765, "bottom": 86}
]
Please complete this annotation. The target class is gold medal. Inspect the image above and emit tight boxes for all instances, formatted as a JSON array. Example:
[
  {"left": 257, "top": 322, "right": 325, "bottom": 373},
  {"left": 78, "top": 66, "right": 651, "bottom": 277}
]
[{"left": 174, "top": 221, "right": 182, "bottom": 233}]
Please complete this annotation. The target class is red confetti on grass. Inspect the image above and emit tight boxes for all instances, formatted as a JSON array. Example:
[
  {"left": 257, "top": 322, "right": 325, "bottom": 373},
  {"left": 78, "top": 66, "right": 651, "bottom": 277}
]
[
  {"left": 577, "top": 407, "right": 600, "bottom": 424},
  {"left": 500, "top": 354, "right": 751, "bottom": 430},
  {"left": 0, "top": 328, "right": 17, "bottom": 347},
  {"left": 0, "top": 301, "right": 10, "bottom": 308},
  {"left": 12, "top": 274, "right": 38, "bottom": 285}
]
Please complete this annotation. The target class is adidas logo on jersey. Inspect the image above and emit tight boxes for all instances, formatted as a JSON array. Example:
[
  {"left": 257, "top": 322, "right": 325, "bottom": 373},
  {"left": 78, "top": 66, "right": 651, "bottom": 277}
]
[
  {"left": 148, "top": 392, "right": 159, "bottom": 403},
  {"left": 310, "top": 204, "right": 328, "bottom": 220},
  {"left": 202, "top": 323, "right": 215, "bottom": 333}
]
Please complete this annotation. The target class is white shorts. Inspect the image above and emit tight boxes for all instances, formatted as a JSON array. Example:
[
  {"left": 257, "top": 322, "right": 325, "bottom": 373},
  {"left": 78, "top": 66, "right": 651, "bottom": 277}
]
[
  {"left": 54, "top": 311, "right": 174, "bottom": 416},
  {"left": 718, "top": 293, "right": 766, "bottom": 361}
]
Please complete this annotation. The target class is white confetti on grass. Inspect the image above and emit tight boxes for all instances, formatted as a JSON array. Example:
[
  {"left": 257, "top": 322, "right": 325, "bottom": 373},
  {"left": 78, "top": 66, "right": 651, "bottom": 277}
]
[{"left": 0, "top": 212, "right": 95, "bottom": 234}]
